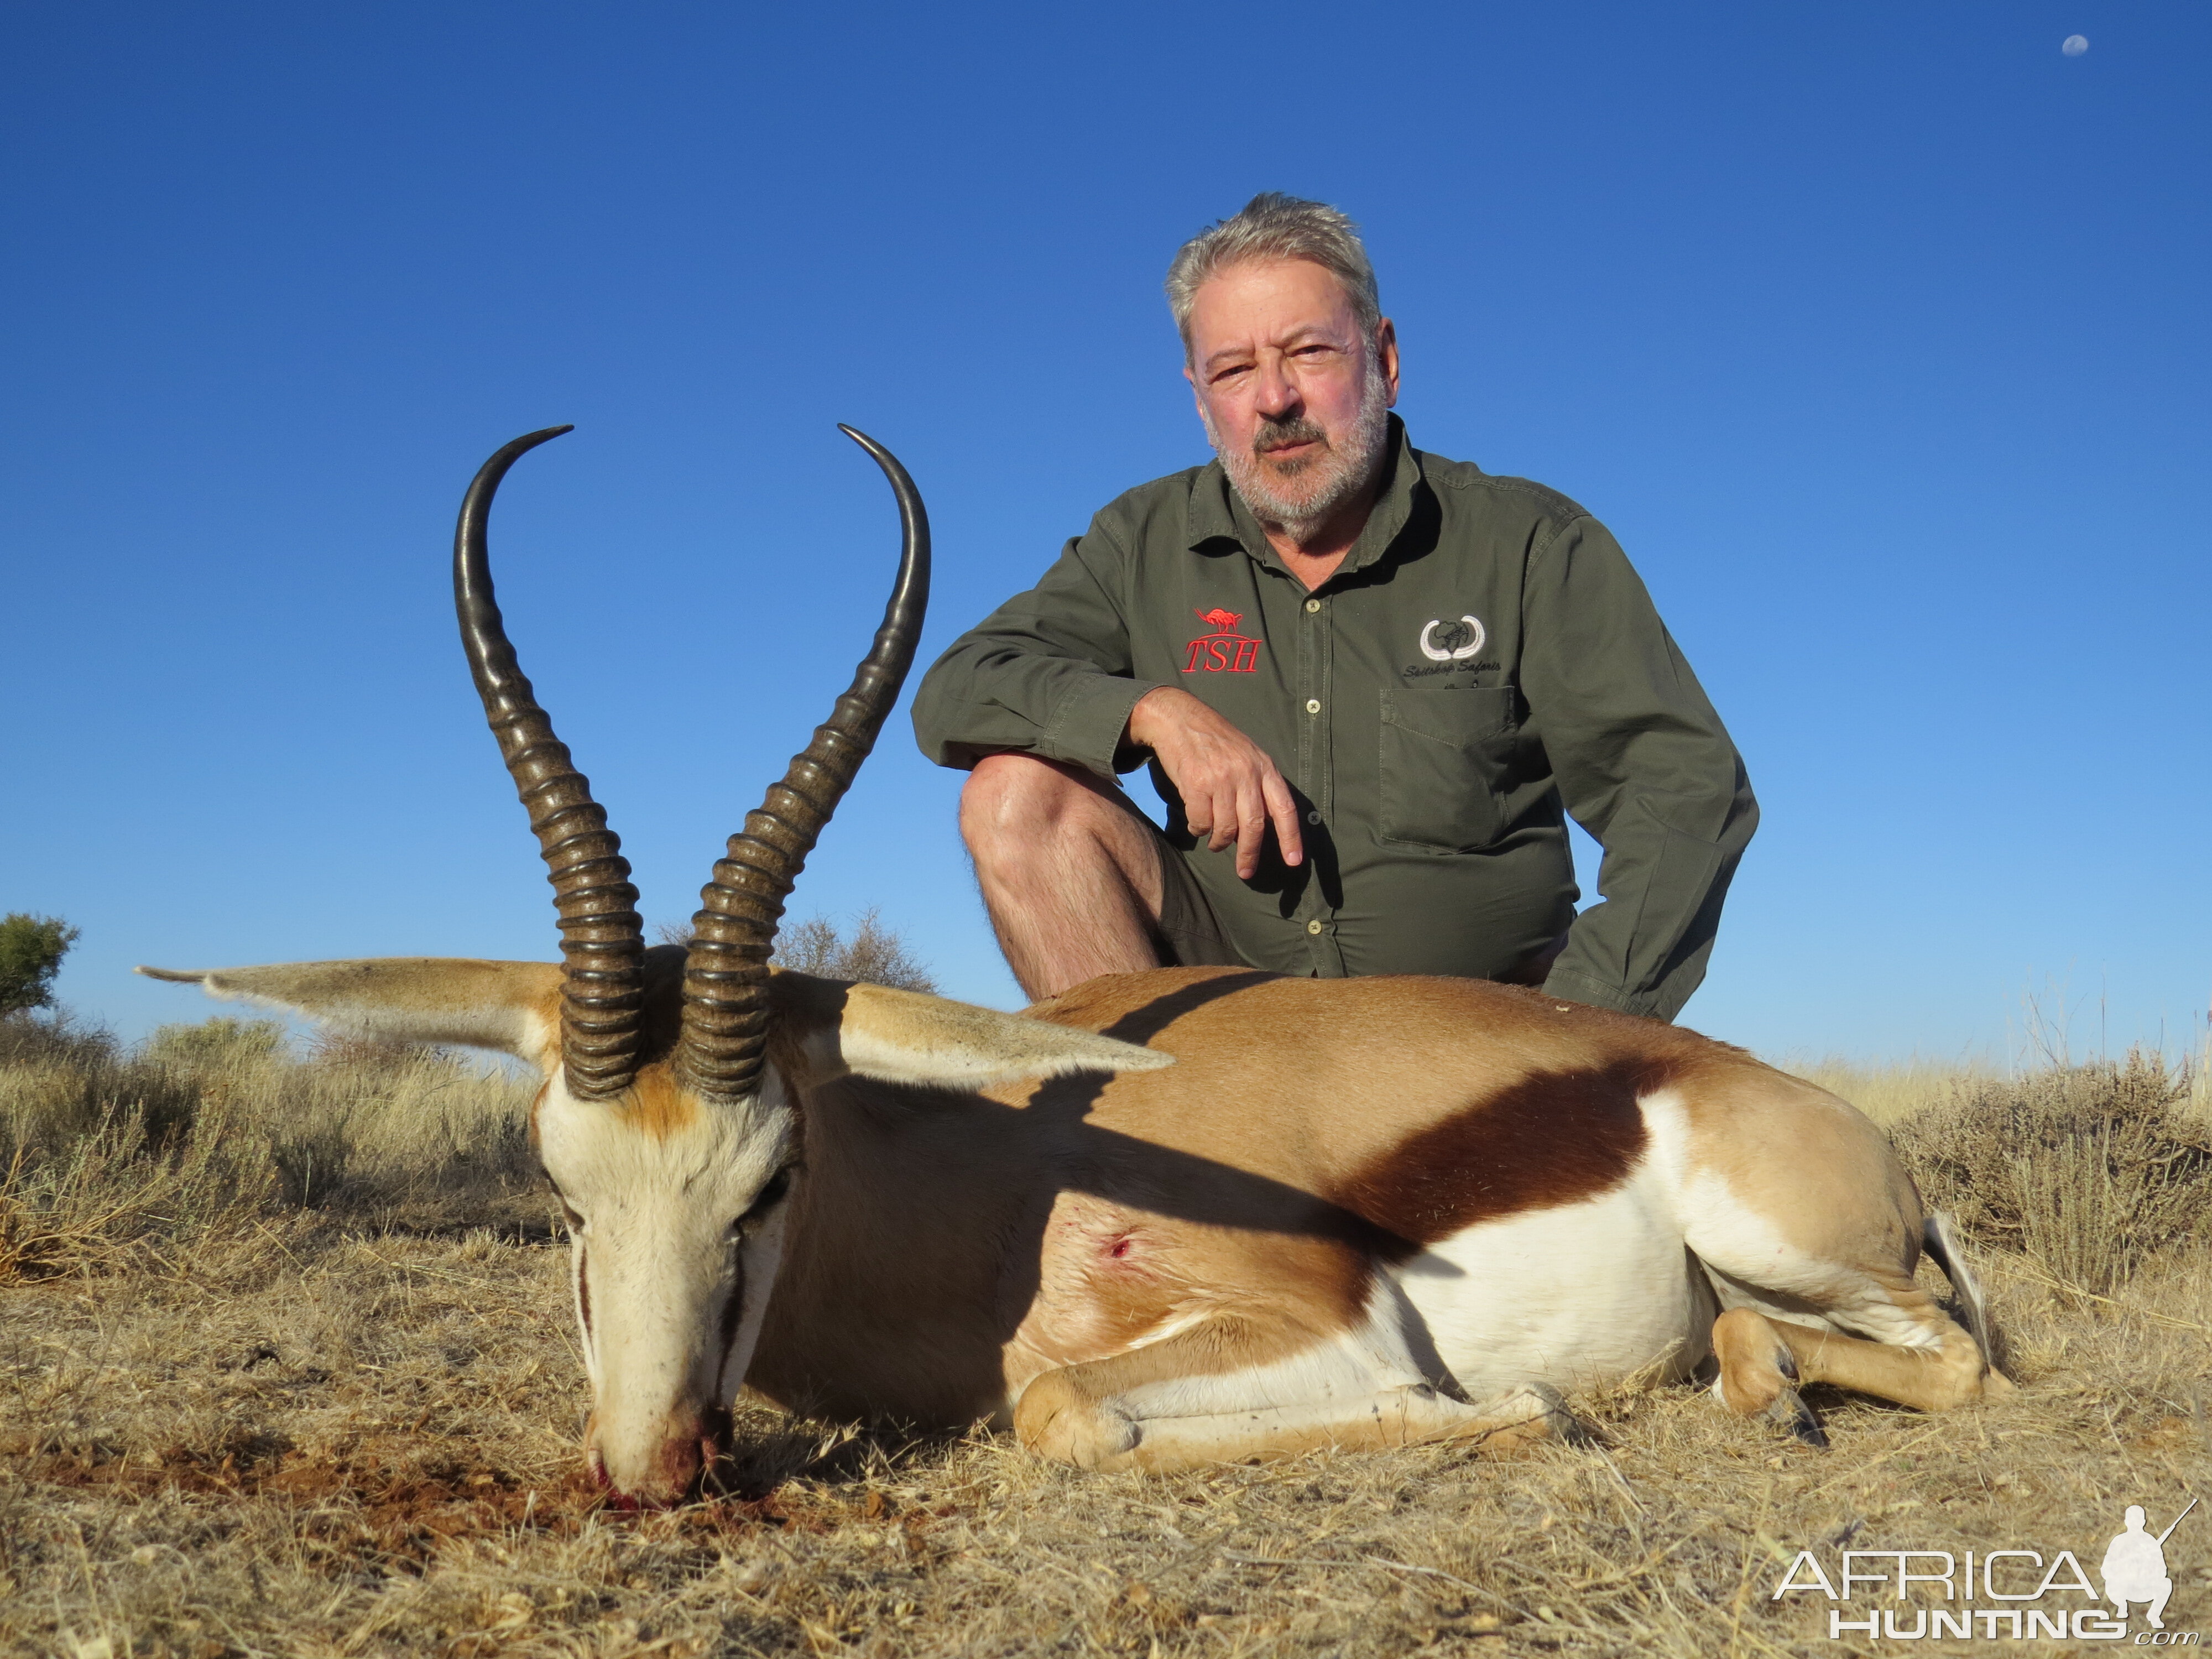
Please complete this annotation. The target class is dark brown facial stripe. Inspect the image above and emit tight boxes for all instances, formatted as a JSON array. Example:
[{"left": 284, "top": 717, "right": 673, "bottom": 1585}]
[
  {"left": 1331, "top": 1060, "right": 1661, "bottom": 1255},
  {"left": 576, "top": 1244, "right": 593, "bottom": 1339},
  {"left": 717, "top": 1264, "right": 747, "bottom": 1370}
]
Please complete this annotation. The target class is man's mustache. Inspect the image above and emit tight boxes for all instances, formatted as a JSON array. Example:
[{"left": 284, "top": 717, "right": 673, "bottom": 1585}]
[{"left": 1254, "top": 416, "right": 1329, "bottom": 456}]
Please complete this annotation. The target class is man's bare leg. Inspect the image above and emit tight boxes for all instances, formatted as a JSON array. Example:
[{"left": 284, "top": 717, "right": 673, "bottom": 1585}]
[{"left": 959, "top": 755, "right": 1169, "bottom": 999}]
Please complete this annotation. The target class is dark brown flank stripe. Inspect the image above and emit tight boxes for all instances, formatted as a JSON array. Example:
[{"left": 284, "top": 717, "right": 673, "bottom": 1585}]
[{"left": 1331, "top": 1058, "right": 1663, "bottom": 1257}]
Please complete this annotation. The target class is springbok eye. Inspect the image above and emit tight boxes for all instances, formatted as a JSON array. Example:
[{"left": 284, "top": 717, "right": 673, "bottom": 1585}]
[
  {"left": 732, "top": 1166, "right": 794, "bottom": 1233},
  {"left": 755, "top": 1166, "right": 793, "bottom": 1212}
]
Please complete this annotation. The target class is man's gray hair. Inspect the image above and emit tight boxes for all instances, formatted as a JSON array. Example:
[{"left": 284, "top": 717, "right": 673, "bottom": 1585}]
[{"left": 1164, "top": 192, "right": 1380, "bottom": 354}]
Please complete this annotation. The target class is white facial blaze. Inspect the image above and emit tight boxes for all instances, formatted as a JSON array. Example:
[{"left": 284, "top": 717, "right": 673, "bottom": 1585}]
[{"left": 538, "top": 1074, "right": 799, "bottom": 1494}]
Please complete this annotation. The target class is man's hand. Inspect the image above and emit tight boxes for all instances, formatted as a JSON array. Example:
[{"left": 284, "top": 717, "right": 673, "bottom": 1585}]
[{"left": 1126, "top": 687, "right": 1303, "bottom": 879}]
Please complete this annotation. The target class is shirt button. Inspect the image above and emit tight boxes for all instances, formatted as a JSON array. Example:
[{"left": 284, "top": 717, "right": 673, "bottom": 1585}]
[
  {"left": 1305, "top": 698, "right": 1321, "bottom": 714},
  {"left": 1307, "top": 919, "right": 1323, "bottom": 935},
  {"left": 1305, "top": 598, "right": 1321, "bottom": 613},
  {"left": 1306, "top": 810, "right": 1321, "bottom": 825}
]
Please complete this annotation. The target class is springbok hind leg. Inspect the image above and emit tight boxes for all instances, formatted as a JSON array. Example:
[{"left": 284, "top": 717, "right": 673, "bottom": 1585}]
[
  {"left": 1014, "top": 1304, "right": 1568, "bottom": 1474},
  {"left": 1711, "top": 1260, "right": 2013, "bottom": 1446}
]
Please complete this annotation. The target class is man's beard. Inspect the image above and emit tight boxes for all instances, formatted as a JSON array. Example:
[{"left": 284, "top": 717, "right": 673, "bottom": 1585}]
[{"left": 1206, "top": 354, "right": 1392, "bottom": 544}]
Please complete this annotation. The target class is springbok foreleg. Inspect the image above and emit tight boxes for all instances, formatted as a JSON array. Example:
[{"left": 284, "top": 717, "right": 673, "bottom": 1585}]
[{"left": 1015, "top": 1293, "right": 1565, "bottom": 1473}]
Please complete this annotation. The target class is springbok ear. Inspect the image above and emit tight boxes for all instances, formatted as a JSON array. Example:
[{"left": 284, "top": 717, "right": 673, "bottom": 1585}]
[
  {"left": 136, "top": 959, "right": 566, "bottom": 1072},
  {"left": 769, "top": 974, "right": 1173, "bottom": 1091}
]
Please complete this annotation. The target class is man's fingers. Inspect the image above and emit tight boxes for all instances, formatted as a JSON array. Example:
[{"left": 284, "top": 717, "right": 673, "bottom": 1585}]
[
  {"left": 1202, "top": 781, "right": 1237, "bottom": 853},
  {"left": 1145, "top": 702, "right": 1306, "bottom": 873},
  {"left": 1232, "top": 781, "right": 1270, "bottom": 879},
  {"left": 1261, "top": 771, "right": 1304, "bottom": 868}
]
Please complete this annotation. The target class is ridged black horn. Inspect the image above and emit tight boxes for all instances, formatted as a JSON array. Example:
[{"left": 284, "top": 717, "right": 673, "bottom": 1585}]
[
  {"left": 676, "top": 426, "right": 930, "bottom": 1099},
  {"left": 454, "top": 426, "right": 646, "bottom": 1100}
]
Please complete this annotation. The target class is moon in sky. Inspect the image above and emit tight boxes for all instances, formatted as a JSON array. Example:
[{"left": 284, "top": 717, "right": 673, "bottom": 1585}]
[{"left": 2062, "top": 34, "right": 2089, "bottom": 56}]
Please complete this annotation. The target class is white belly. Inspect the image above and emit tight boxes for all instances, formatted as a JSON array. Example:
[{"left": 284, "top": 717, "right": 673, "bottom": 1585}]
[{"left": 1387, "top": 1162, "right": 1704, "bottom": 1399}]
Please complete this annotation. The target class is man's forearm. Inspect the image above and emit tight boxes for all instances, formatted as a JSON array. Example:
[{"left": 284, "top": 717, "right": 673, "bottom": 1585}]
[
  {"left": 1519, "top": 515, "right": 1758, "bottom": 1022},
  {"left": 1541, "top": 773, "right": 1758, "bottom": 1021},
  {"left": 910, "top": 530, "right": 1159, "bottom": 778}
]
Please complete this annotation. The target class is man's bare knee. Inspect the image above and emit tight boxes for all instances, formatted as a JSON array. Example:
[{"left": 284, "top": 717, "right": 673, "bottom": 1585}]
[
  {"left": 962, "top": 755, "right": 1107, "bottom": 854},
  {"left": 957, "top": 755, "right": 1170, "bottom": 995}
]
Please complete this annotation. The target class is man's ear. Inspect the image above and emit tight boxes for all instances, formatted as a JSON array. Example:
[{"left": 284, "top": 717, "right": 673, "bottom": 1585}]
[
  {"left": 137, "top": 959, "right": 566, "bottom": 1072},
  {"left": 768, "top": 973, "right": 1173, "bottom": 1091}
]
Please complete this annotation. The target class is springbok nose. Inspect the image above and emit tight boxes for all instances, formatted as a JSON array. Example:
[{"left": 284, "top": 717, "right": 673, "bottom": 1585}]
[
  {"left": 650, "top": 1422, "right": 705, "bottom": 1499},
  {"left": 588, "top": 1405, "right": 717, "bottom": 1507}
]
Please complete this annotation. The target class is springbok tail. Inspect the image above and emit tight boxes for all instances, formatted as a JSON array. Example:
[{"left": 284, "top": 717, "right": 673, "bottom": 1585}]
[{"left": 1921, "top": 1211, "right": 1996, "bottom": 1367}]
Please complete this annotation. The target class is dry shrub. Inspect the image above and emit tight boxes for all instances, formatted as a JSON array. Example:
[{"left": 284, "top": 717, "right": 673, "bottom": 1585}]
[
  {"left": 1888, "top": 1049, "right": 2212, "bottom": 1293},
  {"left": 773, "top": 909, "right": 937, "bottom": 992},
  {"left": 0, "top": 1011, "right": 201, "bottom": 1155},
  {"left": 140, "top": 1014, "right": 286, "bottom": 1070},
  {"left": 662, "top": 909, "right": 940, "bottom": 993},
  {"left": 0, "top": 1013, "right": 253, "bottom": 1279}
]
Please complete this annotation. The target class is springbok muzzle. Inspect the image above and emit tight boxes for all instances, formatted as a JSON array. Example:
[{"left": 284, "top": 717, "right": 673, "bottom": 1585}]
[{"left": 587, "top": 1402, "right": 734, "bottom": 1507}]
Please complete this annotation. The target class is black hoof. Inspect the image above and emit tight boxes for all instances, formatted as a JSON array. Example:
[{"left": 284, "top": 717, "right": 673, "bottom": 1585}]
[{"left": 1766, "top": 1387, "right": 1830, "bottom": 1449}]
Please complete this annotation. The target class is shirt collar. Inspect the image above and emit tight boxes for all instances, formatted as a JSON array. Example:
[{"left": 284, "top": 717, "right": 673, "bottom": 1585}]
[{"left": 1184, "top": 414, "right": 1426, "bottom": 584}]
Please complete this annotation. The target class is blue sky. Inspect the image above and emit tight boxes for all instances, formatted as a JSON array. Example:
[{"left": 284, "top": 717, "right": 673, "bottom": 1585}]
[{"left": 4, "top": 3, "right": 2206, "bottom": 1064}]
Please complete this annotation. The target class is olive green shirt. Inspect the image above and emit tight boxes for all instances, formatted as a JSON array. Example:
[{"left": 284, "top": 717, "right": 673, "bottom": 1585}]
[{"left": 911, "top": 418, "right": 1756, "bottom": 1021}]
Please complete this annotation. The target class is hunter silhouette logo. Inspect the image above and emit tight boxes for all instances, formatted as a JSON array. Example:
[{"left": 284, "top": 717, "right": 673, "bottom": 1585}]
[
  {"left": 1184, "top": 607, "right": 1263, "bottom": 674},
  {"left": 2105, "top": 1499, "right": 2194, "bottom": 1631}
]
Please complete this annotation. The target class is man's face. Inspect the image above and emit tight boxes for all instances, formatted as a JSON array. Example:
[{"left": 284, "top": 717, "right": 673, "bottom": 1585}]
[{"left": 1184, "top": 257, "right": 1399, "bottom": 536}]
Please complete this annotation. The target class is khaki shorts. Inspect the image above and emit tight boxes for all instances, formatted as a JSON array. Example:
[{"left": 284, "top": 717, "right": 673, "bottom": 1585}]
[
  {"left": 1093, "top": 783, "right": 1249, "bottom": 971},
  {"left": 1094, "top": 779, "right": 1566, "bottom": 985}
]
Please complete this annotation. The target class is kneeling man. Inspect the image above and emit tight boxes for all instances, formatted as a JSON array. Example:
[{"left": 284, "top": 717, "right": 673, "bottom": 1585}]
[{"left": 912, "top": 194, "right": 1757, "bottom": 1019}]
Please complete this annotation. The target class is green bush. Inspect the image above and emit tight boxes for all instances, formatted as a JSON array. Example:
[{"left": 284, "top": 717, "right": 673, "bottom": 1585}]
[{"left": 0, "top": 914, "right": 79, "bottom": 1015}]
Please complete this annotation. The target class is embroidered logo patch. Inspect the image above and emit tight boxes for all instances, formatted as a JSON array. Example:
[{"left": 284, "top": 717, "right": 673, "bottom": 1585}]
[
  {"left": 1418, "top": 615, "right": 1487, "bottom": 662},
  {"left": 1183, "top": 607, "right": 1262, "bottom": 674}
]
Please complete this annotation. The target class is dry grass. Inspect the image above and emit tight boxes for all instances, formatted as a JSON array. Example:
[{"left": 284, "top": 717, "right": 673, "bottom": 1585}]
[
  {"left": 1776, "top": 1057, "right": 2000, "bottom": 1130},
  {"left": 3, "top": 1020, "right": 2208, "bottom": 1658},
  {"left": 1, "top": 1014, "right": 540, "bottom": 1286}
]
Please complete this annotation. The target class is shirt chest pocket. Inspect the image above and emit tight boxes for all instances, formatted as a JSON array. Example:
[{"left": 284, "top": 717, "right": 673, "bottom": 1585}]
[{"left": 1376, "top": 686, "right": 1519, "bottom": 854}]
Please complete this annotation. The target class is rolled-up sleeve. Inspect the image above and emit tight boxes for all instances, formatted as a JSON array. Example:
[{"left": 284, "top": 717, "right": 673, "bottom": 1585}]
[
  {"left": 1520, "top": 517, "right": 1757, "bottom": 1021},
  {"left": 911, "top": 524, "right": 1169, "bottom": 781}
]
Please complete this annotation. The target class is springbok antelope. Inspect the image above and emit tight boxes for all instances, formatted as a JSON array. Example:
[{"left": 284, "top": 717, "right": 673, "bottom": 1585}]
[{"left": 145, "top": 427, "right": 2011, "bottom": 1505}]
